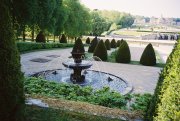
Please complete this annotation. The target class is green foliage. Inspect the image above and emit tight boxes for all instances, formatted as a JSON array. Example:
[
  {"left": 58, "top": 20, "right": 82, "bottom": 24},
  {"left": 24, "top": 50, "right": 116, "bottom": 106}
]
[
  {"left": 36, "top": 31, "right": 46, "bottom": 43},
  {"left": 59, "top": 34, "right": 67, "bottom": 43},
  {"left": 117, "top": 13, "right": 134, "bottom": 28},
  {"left": 0, "top": 2, "right": 24, "bottom": 121},
  {"left": 116, "top": 39, "right": 124, "bottom": 47},
  {"left": 16, "top": 42, "right": 74, "bottom": 52},
  {"left": 72, "top": 38, "right": 85, "bottom": 53},
  {"left": 131, "top": 94, "right": 152, "bottom": 112},
  {"left": 24, "top": 77, "right": 127, "bottom": 109},
  {"left": 140, "top": 43, "right": 156, "bottom": 66},
  {"left": 88, "top": 36, "right": 99, "bottom": 53},
  {"left": 115, "top": 41, "right": 131, "bottom": 63},
  {"left": 111, "top": 39, "right": 117, "bottom": 48},
  {"left": 105, "top": 39, "right": 111, "bottom": 50},
  {"left": 146, "top": 40, "right": 180, "bottom": 121},
  {"left": 93, "top": 40, "right": 108, "bottom": 61},
  {"left": 86, "top": 37, "right": 91, "bottom": 44}
]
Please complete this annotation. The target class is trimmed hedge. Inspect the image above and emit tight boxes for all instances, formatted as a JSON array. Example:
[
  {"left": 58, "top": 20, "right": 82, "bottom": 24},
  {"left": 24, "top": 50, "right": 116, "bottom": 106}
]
[
  {"left": 116, "top": 39, "right": 124, "bottom": 47},
  {"left": 105, "top": 39, "right": 111, "bottom": 50},
  {"left": 93, "top": 40, "right": 108, "bottom": 61},
  {"left": 0, "top": 3, "right": 24, "bottom": 121},
  {"left": 88, "top": 36, "right": 99, "bottom": 53},
  {"left": 86, "top": 37, "right": 91, "bottom": 44},
  {"left": 111, "top": 39, "right": 116, "bottom": 48},
  {"left": 115, "top": 41, "right": 131, "bottom": 63},
  {"left": 59, "top": 34, "right": 67, "bottom": 43},
  {"left": 16, "top": 42, "right": 74, "bottom": 53},
  {"left": 146, "top": 39, "right": 180, "bottom": 121},
  {"left": 72, "top": 38, "right": 85, "bottom": 53},
  {"left": 140, "top": 43, "right": 156, "bottom": 66}
]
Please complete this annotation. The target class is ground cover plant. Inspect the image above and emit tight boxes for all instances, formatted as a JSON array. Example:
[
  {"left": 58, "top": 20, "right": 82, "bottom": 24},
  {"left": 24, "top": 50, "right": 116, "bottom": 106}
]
[{"left": 25, "top": 77, "right": 152, "bottom": 114}]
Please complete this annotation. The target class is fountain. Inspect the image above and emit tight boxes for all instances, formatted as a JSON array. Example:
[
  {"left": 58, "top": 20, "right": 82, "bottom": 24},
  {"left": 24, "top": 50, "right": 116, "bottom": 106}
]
[{"left": 33, "top": 38, "right": 132, "bottom": 94}]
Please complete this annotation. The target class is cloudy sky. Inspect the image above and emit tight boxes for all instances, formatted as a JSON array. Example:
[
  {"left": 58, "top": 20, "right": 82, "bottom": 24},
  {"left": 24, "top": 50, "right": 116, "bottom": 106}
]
[{"left": 80, "top": 0, "right": 180, "bottom": 18}]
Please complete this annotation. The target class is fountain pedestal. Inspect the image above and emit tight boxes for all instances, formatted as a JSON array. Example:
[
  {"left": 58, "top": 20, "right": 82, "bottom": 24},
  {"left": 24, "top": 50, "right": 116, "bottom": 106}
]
[{"left": 62, "top": 52, "right": 92, "bottom": 84}]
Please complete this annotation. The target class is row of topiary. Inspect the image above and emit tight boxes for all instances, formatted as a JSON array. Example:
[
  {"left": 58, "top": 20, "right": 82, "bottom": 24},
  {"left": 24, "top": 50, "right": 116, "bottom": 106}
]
[
  {"left": 36, "top": 32, "right": 68, "bottom": 43},
  {"left": 146, "top": 39, "right": 180, "bottom": 121},
  {"left": 87, "top": 37, "right": 156, "bottom": 66}
]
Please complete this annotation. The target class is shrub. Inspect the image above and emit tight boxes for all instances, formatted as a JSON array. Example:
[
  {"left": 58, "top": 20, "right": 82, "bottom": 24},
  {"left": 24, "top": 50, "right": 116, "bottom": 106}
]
[
  {"left": 72, "top": 38, "right": 85, "bottom": 53},
  {"left": 86, "top": 37, "right": 90, "bottom": 44},
  {"left": 36, "top": 31, "right": 46, "bottom": 43},
  {"left": 146, "top": 40, "right": 180, "bottom": 121},
  {"left": 111, "top": 39, "right": 116, "bottom": 48},
  {"left": 0, "top": 3, "right": 24, "bottom": 121},
  {"left": 115, "top": 41, "right": 131, "bottom": 63},
  {"left": 88, "top": 36, "right": 99, "bottom": 53},
  {"left": 116, "top": 39, "right": 124, "bottom": 47},
  {"left": 59, "top": 34, "right": 67, "bottom": 43},
  {"left": 16, "top": 42, "right": 74, "bottom": 53},
  {"left": 105, "top": 39, "right": 111, "bottom": 50},
  {"left": 140, "top": 43, "right": 156, "bottom": 66},
  {"left": 93, "top": 40, "right": 108, "bottom": 61}
]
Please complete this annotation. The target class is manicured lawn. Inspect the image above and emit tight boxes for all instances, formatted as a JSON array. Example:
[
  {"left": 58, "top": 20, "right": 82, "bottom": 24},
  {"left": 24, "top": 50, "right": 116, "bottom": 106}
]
[{"left": 112, "top": 30, "right": 152, "bottom": 36}]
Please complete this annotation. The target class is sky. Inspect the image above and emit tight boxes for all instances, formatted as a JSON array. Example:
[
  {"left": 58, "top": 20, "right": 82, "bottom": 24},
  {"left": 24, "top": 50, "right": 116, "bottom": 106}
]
[{"left": 80, "top": 0, "right": 180, "bottom": 18}]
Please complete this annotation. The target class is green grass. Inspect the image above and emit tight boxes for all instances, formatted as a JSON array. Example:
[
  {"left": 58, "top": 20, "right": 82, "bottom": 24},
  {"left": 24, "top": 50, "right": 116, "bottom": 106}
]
[{"left": 25, "top": 106, "right": 122, "bottom": 121}]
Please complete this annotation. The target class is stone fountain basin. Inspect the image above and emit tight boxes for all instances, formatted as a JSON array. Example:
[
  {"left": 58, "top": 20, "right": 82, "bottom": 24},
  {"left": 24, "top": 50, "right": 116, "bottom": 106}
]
[{"left": 62, "top": 61, "right": 93, "bottom": 70}]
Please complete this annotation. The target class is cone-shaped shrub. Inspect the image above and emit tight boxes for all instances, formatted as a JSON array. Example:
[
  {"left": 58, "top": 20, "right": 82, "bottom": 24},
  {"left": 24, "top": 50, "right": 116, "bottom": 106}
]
[
  {"left": 116, "top": 41, "right": 131, "bottom": 63},
  {"left": 59, "top": 34, "right": 67, "bottom": 43},
  {"left": 36, "top": 31, "right": 46, "bottom": 43},
  {"left": 105, "top": 39, "right": 111, "bottom": 50},
  {"left": 86, "top": 37, "right": 90, "bottom": 44},
  {"left": 117, "top": 39, "right": 124, "bottom": 47},
  {"left": 111, "top": 39, "right": 116, "bottom": 48},
  {"left": 140, "top": 43, "right": 156, "bottom": 66},
  {"left": 72, "top": 38, "right": 85, "bottom": 53},
  {"left": 0, "top": 3, "right": 24, "bottom": 121},
  {"left": 88, "top": 36, "right": 98, "bottom": 53},
  {"left": 93, "top": 40, "right": 108, "bottom": 61}
]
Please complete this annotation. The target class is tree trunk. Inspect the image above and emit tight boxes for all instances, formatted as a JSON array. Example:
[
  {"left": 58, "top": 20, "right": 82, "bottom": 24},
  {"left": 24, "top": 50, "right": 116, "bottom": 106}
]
[
  {"left": 22, "top": 25, "right": 25, "bottom": 41},
  {"left": 53, "top": 35, "right": 55, "bottom": 42},
  {"left": 31, "top": 24, "right": 34, "bottom": 41}
]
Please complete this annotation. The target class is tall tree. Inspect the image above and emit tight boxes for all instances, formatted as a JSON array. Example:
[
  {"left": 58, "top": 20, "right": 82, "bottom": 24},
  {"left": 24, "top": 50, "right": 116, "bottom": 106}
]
[{"left": 0, "top": 1, "right": 24, "bottom": 121}]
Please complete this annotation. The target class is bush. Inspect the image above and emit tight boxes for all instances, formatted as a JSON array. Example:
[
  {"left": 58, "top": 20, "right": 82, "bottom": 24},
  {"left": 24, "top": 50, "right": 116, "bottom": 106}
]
[
  {"left": 111, "top": 39, "right": 116, "bottom": 48},
  {"left": 105, "top": 39, "right": 111, "bottom": 50},
  {"left": 93, "top": 40, "right": 108, "bottom": 61},
  {"left": 36, "top": 31, "right": 46, "bottom": 43},
  {"left": 116, "top": 39, "right": 124, "bottom": 47},
  {"left": 86, "top": 37, "right": 90, "bottom": 44},
  {"left": 16, "top": 42, "right": 74, "bottom": 53},
  {"left": 59, "top": 34, "right": 67, "bottom": 43},
  {"left": 115, "top": 41, "right": 131, "bottom": 63},
  {"left": 140, "top": 43, "right": 156, "bottom": 66},
  {"left": 88, "top": 36, "right": 99, "bottom": 53},
  {"left": 146, "top": 40, "right": 180, "bottom": 121},
  {"left": 72, "top": 38, "right": 85, "bottom": 53},
  {"left": 0, "top": 3, "right": 24, "bottom": 121}
]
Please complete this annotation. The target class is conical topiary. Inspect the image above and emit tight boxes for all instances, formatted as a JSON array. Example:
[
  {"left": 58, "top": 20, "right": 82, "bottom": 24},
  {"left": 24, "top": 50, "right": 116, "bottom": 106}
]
[
  {"left": 86, "top": 37, "right": 90, "bottom": 44},
  {"left": 36, "top": 31, "right": 46, "bottom": 43},
  {"left": 140, "top": 43, "right": 156, "bottom": 66},
  {"left": 105, "top": 39, "right": 111, "bottom": 50},
  {"left": 116, "top": 41, "right": 131, "bottom": 63},
  {"left": 72, "top": 38, "right": 85, "bottom": 53},
  {"left": 93, "top": 40, "right": 108, "bottom": 61},
  {"left": 88, "top": 36, "right": 99, "bottom": 53},
  {"left": 0, "top": 2, "right": 24, "bottom": 121},
  {"left": 59, "top": 34, "right": 67, "bottom": 43},
  {"left": 111, "top": 39, "right": 116, "bottom": 48}
]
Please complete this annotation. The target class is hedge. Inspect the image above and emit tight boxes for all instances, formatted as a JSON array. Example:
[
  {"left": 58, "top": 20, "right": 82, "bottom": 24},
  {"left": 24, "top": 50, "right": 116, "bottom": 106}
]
[
  {"left": 88, "top": 36, "right": 99, "bottom": 53},
  {"left": 0, "top": 3, "right": 24, "bottom": 121},
  {"left": 111, "top": 39, "right": 117, "bottom": 48},
  {"left": 16, "top": 42, "right": 74, "bottom": 53},
  {"left": 105, "top": 39, "right": 111, "bottom": 50},
  {"left": 146, "top": 39, "right": 180, "bottom": 121}
]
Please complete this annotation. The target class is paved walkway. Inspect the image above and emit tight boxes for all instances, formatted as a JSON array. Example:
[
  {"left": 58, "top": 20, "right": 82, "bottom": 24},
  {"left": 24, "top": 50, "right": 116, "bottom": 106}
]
[{"left": 21, "top": 44, "right": 173, "bottom": 94}]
